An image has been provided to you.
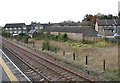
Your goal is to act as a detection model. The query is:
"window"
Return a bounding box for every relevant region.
[23,27,26,30]
[9,31,12,34]
[14,27,17,30]
[14,31,17,33]
[5,28,8,30]
[113,29,116,32]
[18,31,21,34]
[99,26,102,28]
[18,27,21,30]
[10,28,12,30]
[110,30,113,32]
[99,28,101,32]
[35,27,38,29]
[114,26,116,28]
[117,26,120,28]
[40,27,43,29]
[23,31,26,33]
[104,29,110,32]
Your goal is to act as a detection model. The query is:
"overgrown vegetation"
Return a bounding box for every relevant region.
[2,31,11,38]
[35,29,68,42]
[34,30,118,48]
[42,41,59,52]
[15,33,29,43]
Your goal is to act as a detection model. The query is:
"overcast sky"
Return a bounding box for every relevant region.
[0,0,119,26]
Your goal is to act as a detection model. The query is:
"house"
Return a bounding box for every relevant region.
[3,23,29,36]
[44,26,97,41]
[95,19,120,36]
[30,23,43,32]
[28,29,38,38]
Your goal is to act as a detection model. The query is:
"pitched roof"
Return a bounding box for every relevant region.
[28,29,37,34]
[44,26,97,37]
[4,23,26,28]
[96,19,120,26]
[96,19,108,26]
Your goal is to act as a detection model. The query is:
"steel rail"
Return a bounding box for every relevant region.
[2,38,95,82]
[2,44,51,82]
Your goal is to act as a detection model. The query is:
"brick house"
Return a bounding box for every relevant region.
[3,23,29,36]
[95,19,120,36]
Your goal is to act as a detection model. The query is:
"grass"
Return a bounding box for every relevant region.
[64,39,117,48]
[10,37,119,81]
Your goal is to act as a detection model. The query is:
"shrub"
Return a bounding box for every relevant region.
[59,33,68,42]
[42,41,59,52]
[82,40,94,44]
[2,31,11,38]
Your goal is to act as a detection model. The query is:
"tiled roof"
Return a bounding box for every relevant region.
[96,19,120,26]
[96,19,108,26]
[4,23,26,28]
[28,29,37,34]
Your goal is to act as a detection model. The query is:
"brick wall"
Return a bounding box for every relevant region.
[50,32,83,41]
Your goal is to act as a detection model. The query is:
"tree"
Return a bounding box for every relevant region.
[23,36,29,43]
[118,12,120,18]
[96,13,104,17]
[108,14,113,19]
[2,31,11,38]
[103,15,108,19]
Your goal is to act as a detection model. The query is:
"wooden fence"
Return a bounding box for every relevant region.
[83,37,104,42]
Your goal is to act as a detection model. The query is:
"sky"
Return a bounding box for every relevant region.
[0,0,120,26]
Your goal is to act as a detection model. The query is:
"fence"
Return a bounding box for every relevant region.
[83,37,104,42]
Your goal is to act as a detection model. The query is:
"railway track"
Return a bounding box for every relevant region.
[2,44,51,82]
[2,37,95,82]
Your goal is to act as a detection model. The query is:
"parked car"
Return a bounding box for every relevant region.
[97,34,103,38]
[114,33,120,39]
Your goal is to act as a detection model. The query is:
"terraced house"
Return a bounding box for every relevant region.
[95,19,120,36]
[3,23,29,36]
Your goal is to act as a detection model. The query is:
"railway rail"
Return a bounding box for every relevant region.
[2,45,51,82]
[2,37,95,82]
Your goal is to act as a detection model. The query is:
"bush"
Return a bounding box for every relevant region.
[82,40,94,44]
[2,31,11,38]
[59,33,68,42]
[95,41,110,48]
[42,41,59,52]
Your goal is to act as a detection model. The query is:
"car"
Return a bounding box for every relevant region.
[97,34,103,38]
[114,33,120,39]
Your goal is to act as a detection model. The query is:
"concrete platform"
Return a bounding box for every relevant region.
[0,55,18,82]
[0,49,31,82]
[0,64,10,82]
